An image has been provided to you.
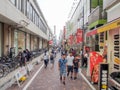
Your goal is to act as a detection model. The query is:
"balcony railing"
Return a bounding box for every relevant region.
[103,0,119,10]
[88,6,101,25]
[88,6,107,29]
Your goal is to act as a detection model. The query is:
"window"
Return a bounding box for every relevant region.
[27,0,30,18]
[18,0,22,11]
[29,4,33,21]
[21,0,25,13]
[15,0,18,8]
[32,9,35,23]
[25,0,27,16]
[9,0,16,5]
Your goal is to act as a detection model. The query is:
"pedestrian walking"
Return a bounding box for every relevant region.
[50,52,54,69]
[26,49,31,62]
[83,52,88,67]
[73,55,80,80]
[58,52,67,85]
[43,51,49,68]
[66,52,74,79]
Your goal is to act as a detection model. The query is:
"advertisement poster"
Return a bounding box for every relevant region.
[90,51,103,83]
[99,63,109,90]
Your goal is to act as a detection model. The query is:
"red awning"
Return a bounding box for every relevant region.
[86,29,97,37]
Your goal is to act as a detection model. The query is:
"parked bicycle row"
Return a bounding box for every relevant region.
[0,48,47,79]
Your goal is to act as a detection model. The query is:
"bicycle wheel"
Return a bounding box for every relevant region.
[0,67,4,78]
[2,65,10,76]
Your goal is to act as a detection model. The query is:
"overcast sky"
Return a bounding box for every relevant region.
[37,0,74,39]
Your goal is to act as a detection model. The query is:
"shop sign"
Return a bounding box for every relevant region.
[86,29,97,37]
[114,57,120,64]
[99,63,109,90]
[76,28,83,43]
[98,19,120,33]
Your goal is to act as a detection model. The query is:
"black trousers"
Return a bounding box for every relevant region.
[82,57,87,67]
[44,59,48,68]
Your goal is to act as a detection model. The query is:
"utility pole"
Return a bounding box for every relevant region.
[82,6,84,54]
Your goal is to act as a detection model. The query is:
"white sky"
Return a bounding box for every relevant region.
[37,0,74,39]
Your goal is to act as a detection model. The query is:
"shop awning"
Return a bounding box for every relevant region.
[97,18,120,33]
[86,29,97,37]
[88,19,107,29]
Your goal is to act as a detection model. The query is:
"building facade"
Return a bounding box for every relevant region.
[66,0,120,74]
[0,0,50,56]
[66,0,90,51]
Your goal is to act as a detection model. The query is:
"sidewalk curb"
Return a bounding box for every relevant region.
[79,69,96,90]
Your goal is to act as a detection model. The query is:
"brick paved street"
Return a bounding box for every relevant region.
[7,53,92,90]
[25,53,92,90]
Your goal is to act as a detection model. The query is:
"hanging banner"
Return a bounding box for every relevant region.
[49,40,53,45]
[99,63,109,90]
[69,35,74,45]
[76,28,83,43]
[90,51,103,83]
[63,26,66,39]
[86,29,97,37]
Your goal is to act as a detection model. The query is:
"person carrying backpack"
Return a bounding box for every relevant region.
[58,52,67,85]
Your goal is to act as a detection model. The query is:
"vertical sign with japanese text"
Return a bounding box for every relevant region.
[99,63,109,90]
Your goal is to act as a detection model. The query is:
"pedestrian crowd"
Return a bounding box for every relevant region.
[17,49,32,67]
[43,47,89,85]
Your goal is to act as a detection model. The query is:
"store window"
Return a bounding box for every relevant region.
[34,37,39,50]
[14,30,18,55]
[18,31,25,51]
[26,34,30,50]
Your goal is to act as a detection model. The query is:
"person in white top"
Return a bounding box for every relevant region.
[66,52,74,79]
[43,51,49,68]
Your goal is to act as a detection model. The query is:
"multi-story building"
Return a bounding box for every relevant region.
[86,0,107,51]
[85,0,120,74]
[98,0,120,73]
[66,0,90,50]
[0,0,50,56]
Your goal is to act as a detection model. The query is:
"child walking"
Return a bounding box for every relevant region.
[58,53,67,85]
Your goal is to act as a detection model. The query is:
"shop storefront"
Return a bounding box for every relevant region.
[14,30,26,55]
[30,35,39,51]
[0,23,3,57]
[26,33,30,50]
[39,38,42,49]
[86,29,99,51]
[33,37,39,50]
[97,18,120,89]
[98,18,120,72]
